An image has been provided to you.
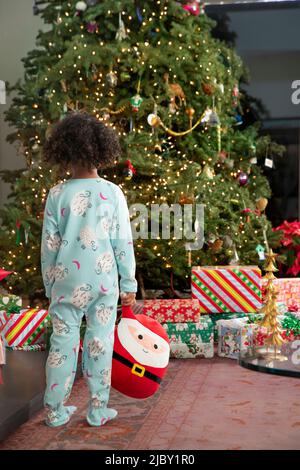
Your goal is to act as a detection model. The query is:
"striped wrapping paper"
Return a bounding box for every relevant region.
[191,266,262,314]
[0,311,9,330]
[1,308,50,347]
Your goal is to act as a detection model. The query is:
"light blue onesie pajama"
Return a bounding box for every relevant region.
[41,178,137,427]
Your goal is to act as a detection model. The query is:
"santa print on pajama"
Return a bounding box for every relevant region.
[41,178,137,427]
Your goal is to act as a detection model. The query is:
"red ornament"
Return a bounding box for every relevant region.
[202,83,215,95]
[111,306,170,399]
[232,84,239,97]
[183,2,201,16]
[123,159,136,180]
[241,208,252,214]
[232,84,240,107]
[241,208,252,223]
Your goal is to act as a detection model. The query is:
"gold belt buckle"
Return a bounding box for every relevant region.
[131,363,145,377]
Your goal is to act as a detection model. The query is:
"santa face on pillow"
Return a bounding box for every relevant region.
[111,306,170,399]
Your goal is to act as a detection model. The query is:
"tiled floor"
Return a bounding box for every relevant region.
[1,356,300,450]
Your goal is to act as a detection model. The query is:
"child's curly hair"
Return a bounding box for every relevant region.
[43,112,121,169]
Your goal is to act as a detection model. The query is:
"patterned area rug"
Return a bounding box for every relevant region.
[1,357,300,450]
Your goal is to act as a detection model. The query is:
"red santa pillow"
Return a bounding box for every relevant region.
[111,305,170,399]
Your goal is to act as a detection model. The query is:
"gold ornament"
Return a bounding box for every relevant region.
[256,197,268,213]
[210,239,223,252]
[147,113,160,128]
[179,193,195,205]
[164,72,186,110]
[185,107,195,128]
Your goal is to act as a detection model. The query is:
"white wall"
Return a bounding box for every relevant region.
[0,0,43,207]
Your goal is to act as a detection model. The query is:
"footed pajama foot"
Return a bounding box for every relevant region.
[45,405,77,428]
[87,408,118,427]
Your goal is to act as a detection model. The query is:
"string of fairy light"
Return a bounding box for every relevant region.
[3,0,266,288]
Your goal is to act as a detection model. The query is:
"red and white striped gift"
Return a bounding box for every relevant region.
[1,308,50,347]
[192,266,262,313]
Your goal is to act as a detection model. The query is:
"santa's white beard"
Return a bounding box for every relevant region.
[117,318,169,368]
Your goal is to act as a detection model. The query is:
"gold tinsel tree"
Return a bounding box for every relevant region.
[260,250,285,348]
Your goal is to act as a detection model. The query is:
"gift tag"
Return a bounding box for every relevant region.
[264,157,273,168]
[250,156,257,164]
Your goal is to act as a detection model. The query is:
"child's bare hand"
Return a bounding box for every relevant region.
[121,292,136,306]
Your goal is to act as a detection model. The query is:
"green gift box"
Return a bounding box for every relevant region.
[162,315,214,359]
[0,294,22,312]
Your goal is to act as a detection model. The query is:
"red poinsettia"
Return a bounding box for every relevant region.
[273,220,300,276]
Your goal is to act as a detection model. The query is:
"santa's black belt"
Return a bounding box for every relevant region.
[113,351,162,384]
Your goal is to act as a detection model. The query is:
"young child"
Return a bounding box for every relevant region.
[41,113,137,427]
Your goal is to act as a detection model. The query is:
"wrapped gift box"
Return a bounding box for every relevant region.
[217,316,295,359]
[0,294,22,312]
[192,266,262,314]
[0,308,50,347]
[162,315,214,358]
[217,318,250,359]
[262,278,300,312]
[210,312,255,342]
[0,311,9,330]
[143,299,200,323]
[211,305,287,343]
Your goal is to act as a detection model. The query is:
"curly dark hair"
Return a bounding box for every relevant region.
[43,112,121,169]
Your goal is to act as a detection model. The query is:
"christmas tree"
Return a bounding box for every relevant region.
[0,0,283,303]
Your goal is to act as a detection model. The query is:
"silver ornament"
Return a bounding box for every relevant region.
[106,71,118,87]
[116,12,128,41]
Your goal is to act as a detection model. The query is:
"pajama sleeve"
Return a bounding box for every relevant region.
[41,192,60,299]
[111,187,138,293]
